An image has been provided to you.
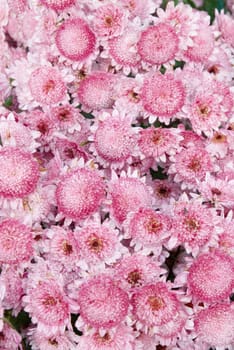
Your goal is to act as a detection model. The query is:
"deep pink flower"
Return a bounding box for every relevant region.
[40,0,75,11]
[0,147,39,198]
[55,18,96,61]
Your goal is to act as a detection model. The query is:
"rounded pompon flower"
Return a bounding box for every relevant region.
[56,168,106,221]
[55,18,96,62]
[109,176,152,224]
[40,0,75,11]
[24,280,70,335]
[77,275,129,329]
[188,250,234,303]
[0,218,33,264]
[194,303,234,347]
[137,23,179,65]
[29,66,66,106]
[131,282,181,328]
[77,325,135,350]
[77,72,116,111]
[141,72,185,123]
[0,147,39,198]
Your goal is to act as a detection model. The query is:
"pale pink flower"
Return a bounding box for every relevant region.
[48,104,85,134]
[0,218,33,264]
[74,216,124,268]
[141,72,185,124]
[217,212,234,257]
[131,282,181,328]
[138,127,182,162]
[29,66,66,106]
[137,23,179,65]
[108,27,141,71]
[188,250,234,303]
[77,72,116,111]
[55,18,96,61]
[109,176,152,224]
[149,179,181,207]
[119,0,157,21]
[125,207,171,253]
[77,325,135,350]
[40,0,76,11]
[0,147,39,198]
[114,254,162,290]
[93,4,127,38]
[77,275,129,329]
[215,10,234,47]
[90,112,138,168]
[24,280,70,335]
[169,146,213,189]
[194,303,234,347]
[0,323,22,350]
[56,167,105,221]
[29,328,79,350]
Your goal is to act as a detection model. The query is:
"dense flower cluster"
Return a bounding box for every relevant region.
[0,0,234,349]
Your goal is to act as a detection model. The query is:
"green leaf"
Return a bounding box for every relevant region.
[3,96,13,109]
[150,166,168,180]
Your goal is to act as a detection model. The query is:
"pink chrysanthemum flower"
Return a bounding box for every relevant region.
[77,325,135,350]
[74,216,124,268]
[108,27,141,71]
[131,282,181,328]
[170,198,215,253]
[49,104,85,134]
[149,179,180,208]
[56,168,105,221]
[24,280,70,335]
[215,10,234,47]
[188,250,234,303]
[169,146,213,189]
[0,323,22,350]
[29,66,66,106]
[137,23,179,65]
[90,112,137,168]
[120,0,157,21]
[77,72,116,111]
[114,254,162,290]
[138,127,182,162]
[29,328,79,350]
[125,207,171,253]
[0,147,39,198]
[77,275,129,329]
[109,176,152,224]
[217,212,234,257]
[0,218,33,264]
[46,226,80,269]
[55,18,96,61]
[93,4,127,38]
[40,0,75,11]
[141,72,185,124]
[194,303,234,347]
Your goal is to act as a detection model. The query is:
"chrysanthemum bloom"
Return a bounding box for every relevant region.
[109,177,152,224]
[56,168,105,220]
[74,219,123,267]
[114,254,162,290]
[108,28,141,69]
[215,11,234,47]
[125,207,171,252]
[169,146,213,188]
[92,114,137,167]
[0,147,39,198]
[24,280,70,335]
[137,23,179,65]
[29,66,66,106]
[0,323,22,350]
[171,199,214,252]
[141,72,185,123]
[194,303,234,347]
[138,127,182,162]
[77,72,115,111]
[46,226,80,268]
[55,18,96,61]
[49,104,84,133]
[93,4,127,38]
[0,265,24,312]
[29,328,79,350]
[77,275,129,329]
[131,282,181,328]
[40,0,75,11]
[188,250,234,303]
[0,218,33,264]
[77,325,135,350]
